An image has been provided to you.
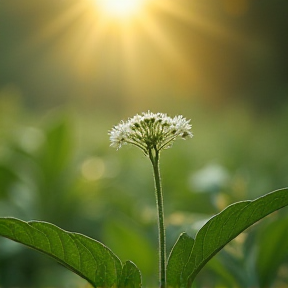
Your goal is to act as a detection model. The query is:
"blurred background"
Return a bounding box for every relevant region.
[1,0,288,287]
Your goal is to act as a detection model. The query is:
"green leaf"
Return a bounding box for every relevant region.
[167,233,194,288]
[0,217,122,288]
[119,261,142,288]
[167,188,288,288]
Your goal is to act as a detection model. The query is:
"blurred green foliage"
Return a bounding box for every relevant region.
[0,94,288,287]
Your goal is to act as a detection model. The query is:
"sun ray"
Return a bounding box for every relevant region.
[137,14,188,71]
[152,0,253,49]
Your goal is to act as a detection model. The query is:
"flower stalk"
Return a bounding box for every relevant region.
[109,111,193,288]
[149,148,166,287]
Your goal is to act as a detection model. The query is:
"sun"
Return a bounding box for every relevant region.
[95,0,145,19]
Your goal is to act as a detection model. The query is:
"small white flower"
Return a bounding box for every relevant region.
[109,111,193,154]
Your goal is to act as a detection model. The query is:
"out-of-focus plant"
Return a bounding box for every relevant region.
[0,111,288,288]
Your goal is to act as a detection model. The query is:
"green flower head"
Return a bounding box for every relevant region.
[109,111,193,155]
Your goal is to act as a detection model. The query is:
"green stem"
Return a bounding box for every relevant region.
[149,148,166,288]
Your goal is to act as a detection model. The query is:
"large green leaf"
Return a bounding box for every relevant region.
[167,188,288,288]
[0,218,122,287]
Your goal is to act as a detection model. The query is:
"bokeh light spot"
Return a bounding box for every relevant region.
[81,157,105,181]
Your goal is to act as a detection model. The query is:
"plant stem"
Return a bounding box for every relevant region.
[149,149,166,288]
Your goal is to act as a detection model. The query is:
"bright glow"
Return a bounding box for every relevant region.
[96,0,144,19]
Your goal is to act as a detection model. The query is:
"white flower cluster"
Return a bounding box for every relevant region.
[109,111,193,154]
